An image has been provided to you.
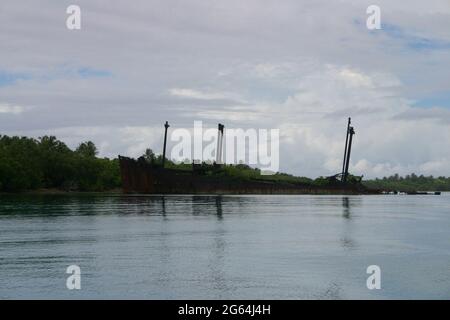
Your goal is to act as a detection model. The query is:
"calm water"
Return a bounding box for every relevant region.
[0,194,449,299]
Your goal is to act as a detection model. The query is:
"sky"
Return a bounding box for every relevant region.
[0,0,449,178]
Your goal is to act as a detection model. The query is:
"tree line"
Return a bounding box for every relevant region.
[1,134,449,192]
[362,173,450,192]
[0,135,120,192]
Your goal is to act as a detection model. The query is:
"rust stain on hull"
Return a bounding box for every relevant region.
[119,156,372,195]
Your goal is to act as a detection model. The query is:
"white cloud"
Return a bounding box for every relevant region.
[254,63,294,79]
[169,88,239,100]
[169,88,226,100]
[0,103,25,114]
[338,68,373,88]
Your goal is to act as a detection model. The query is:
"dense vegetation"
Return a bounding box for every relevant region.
[1,135,448,192]
[363,174,450,192]
[0,135,120,192]
[141,148,321,185]
[0,135,334,192]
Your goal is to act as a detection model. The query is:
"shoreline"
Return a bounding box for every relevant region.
[2,188,377,196]
[1,189,446,196]
[0,189,122,196]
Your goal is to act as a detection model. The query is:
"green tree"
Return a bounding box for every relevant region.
[0,135,121,192]
[76,141,98,158]
[143,148,156,163]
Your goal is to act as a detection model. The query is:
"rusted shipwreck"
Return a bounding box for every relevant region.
[118,156,368,194]
[118,119,371,195]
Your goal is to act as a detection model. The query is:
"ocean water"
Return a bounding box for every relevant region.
[0,193,449,299]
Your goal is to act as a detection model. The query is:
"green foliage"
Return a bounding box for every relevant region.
[76,141,98,158]
[222,163,261,180]
[363,174,450,191]
[143,148,155,163]
[254,171,313,185]
[0,135,120,192]
[312,176,329,187]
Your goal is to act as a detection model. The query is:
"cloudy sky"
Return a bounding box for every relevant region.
[1,0,449,178]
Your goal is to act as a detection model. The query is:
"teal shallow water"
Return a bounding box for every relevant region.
[0,194,449,299]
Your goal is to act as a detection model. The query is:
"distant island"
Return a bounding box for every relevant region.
[0,135,449,193]
[363,174,450,193]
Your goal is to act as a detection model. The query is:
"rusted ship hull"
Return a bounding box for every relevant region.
[118,156,371,195]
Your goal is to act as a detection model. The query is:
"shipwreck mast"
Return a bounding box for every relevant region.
[162,121,170,168]
[341,117,351,179]
[341,118,355,183]
[216,123,224,164]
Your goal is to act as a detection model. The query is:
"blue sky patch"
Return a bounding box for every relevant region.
[0,70,30,87]
[414,91,450,108]
[0,67,112,87]
[382,23,450,51]
[77,67,112,78]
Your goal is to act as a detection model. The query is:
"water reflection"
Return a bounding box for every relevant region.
[340,196,356,250]
[342,197,351,219]
[161,196,167,219]
[209,224,228,295]
[189,195,225,221]
[215,196,223,220]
